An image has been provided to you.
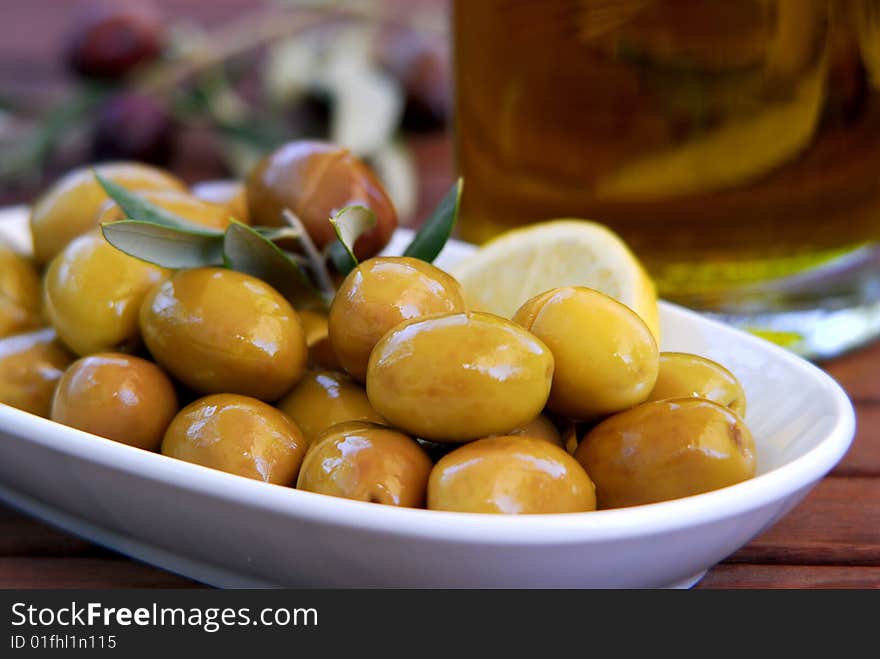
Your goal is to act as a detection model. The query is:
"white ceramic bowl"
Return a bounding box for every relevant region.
[0,207,855,588]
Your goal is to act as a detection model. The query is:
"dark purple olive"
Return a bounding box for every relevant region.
[287,90,332,139]
[66,2,164,80]
[91,93,174,165]
[376,28,450,131]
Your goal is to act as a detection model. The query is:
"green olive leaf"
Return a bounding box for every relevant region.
[223,221,326,308]
[327,240,357,275]
[403,178,463,263]
[94,172,221,234]
[328,205,377,269]
[101,221,226,268]
[254,226,303,241]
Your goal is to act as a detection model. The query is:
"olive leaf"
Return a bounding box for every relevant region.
[101,221,225,269]
[327,240,357,275]
[255,226,303,242]
[328,205,377,269]
[403,178,463,263]
[223,221,327,308]
[94,172,221,234]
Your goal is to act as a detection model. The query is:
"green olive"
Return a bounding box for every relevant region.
[44,230,168,356]
[96,189,235,230]
[276,370,385,446]
[329,256,467,382]
[513,286,659,419]
[298,309,342,371]
[246,140,397,258]
[575,398,757,509]
[0,328,75,417]
[162,394,306,484]
[427,436,596,513]
[190,179,250,225]
[366,311,554,442]
[497,414,564,448]
[297,421,432,506]
[0,245,42,339]
[647,352,746,416]
[140,267,308,401]
[30,162,185,264]
[51,353,178,450]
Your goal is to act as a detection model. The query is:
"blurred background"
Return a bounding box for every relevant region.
[0,0,453,224]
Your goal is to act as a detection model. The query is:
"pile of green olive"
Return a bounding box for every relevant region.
[0,140,756,514]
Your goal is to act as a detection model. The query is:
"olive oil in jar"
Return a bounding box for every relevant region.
[453,0,880,357]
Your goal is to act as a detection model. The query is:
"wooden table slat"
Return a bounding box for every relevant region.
[728,477,880,566]
[832,403,880,477]
[696,564,880,589]
[0,558,198,589]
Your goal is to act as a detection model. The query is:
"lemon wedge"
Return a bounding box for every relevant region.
[450,220,660,342]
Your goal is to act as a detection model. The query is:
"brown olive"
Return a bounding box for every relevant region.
[297,421,431,507]
[328,256,466,382]
[0,245,42,339]
[51,353,178,451]
[513,286,659,419]
[30,162,185,265]
[366,312,554,442]
[190,180,250,225]
[246,140,397,259]
[139,267,308,401]
[97,189,234,230]
[162,394,306,484]
[575,398,757,509]
[0,328,75,417]
[44,230,169,356]
[427,436,596,514]
[276,370,385,446]
[647,352,747,417]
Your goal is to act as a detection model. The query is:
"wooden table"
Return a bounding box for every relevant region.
[1,0,879,590]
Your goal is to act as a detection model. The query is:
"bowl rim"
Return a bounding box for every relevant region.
[0,300,855,545]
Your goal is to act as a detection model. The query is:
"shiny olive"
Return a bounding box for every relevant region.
[190,180,250,225]
[44,230,168,356]
[575,398,757,509]
[51,353,178,451]
[297,309,341,371]
[97,189,233,230]
[513,287,659,420]
[0,245,42,339]
[297,421,431,507]
[367,312,554,442]
[503,414,564,448]
[30,162,185,264]
[277,370,385,446]
[0,328,75,417]
[427,436,596,514]
[647,352,747,417]
[246,140,397,258]
[162,394,306,484]
[328,256,466,382]
[139,267,308,401]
